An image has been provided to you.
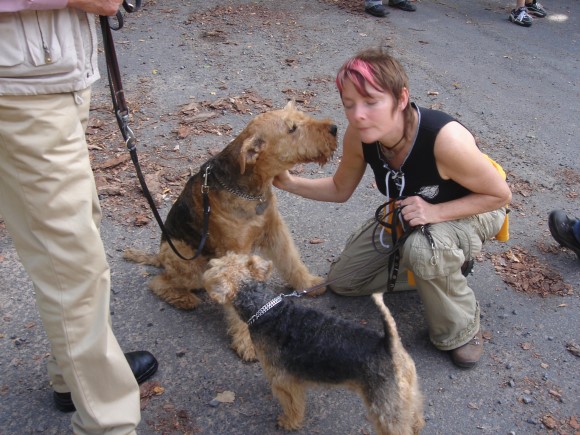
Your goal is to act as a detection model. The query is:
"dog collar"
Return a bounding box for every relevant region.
[246,290,305,326]
[211,171,266,202]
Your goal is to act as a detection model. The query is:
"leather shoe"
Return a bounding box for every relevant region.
[450,330,483,369]
[365,4,390,17]
[388,0,417,11]
[548,210,580,259]
[54,351,158,413]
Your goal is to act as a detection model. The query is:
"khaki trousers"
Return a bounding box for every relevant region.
[0,90,140,434]
[328,208,506,351]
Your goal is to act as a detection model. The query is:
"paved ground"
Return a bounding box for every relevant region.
[1,0,578,434]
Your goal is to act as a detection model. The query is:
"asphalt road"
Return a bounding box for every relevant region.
[1,0,578,434]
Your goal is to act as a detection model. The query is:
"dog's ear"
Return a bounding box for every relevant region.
[202,270,231,304]
[239,135,265,175]
[284,99,296,111]
[247,255,273,282]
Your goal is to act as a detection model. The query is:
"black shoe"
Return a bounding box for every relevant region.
[53,351,158,413]
[365,4,390,17]
[53,391,77,413]
[388,0,417,11]
[548,210,580,259]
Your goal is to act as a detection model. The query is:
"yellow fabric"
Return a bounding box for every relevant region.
[483,154,510,242]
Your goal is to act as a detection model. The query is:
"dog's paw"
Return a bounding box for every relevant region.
[233,343,258,362]
[152,288,202,310]
[277,414,303,431]
[302,275,327,297]
[171,297,202,310]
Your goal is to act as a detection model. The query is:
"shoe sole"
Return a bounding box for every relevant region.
[365,10,389,17]
[509,16,532,26]
[452,359,478,369]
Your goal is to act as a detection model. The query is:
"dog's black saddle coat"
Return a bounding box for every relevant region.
[234,282,395,385]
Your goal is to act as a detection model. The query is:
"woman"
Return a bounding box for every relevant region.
[274,47,512,368]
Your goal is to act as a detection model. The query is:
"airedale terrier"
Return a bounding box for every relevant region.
[124,101,337,348]
[202,252,425,434]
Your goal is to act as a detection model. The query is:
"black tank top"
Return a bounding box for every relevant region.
[362,104,471,204]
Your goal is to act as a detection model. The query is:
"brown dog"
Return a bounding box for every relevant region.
[202,252,425,434]
[125,101,337,355]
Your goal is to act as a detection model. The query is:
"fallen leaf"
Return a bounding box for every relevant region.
[521,342,532,350]
[309,238,324,244]
[541,414,557,429]
[215,390,235,403]
[566,342,580,357]
[93,154,131,170]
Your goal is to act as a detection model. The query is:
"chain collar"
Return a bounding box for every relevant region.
[246,291,304,326]
[212,171,266,202]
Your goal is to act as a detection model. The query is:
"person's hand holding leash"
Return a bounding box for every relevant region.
[396,195,438,227]
[67,0,122,16]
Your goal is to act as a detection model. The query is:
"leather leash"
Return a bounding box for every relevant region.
[99,4,209,261]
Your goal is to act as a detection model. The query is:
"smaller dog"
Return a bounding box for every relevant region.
[202,252,425,434]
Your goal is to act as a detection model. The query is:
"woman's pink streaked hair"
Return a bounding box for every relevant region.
[335,58,383,97]
[336,47,414,139]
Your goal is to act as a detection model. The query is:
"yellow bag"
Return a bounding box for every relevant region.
[483,154,510,242]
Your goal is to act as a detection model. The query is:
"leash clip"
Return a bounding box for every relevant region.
[283,290,306,298]
[201,165,211,194]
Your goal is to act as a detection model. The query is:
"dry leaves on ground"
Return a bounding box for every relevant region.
[489,246,574,297]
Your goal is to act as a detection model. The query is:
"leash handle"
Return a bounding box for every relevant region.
[99,15,208,262]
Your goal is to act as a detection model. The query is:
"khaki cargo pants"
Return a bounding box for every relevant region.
[327,208,506,351]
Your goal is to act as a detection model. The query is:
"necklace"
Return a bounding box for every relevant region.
[378,132,405,150]
[378,134,406,161]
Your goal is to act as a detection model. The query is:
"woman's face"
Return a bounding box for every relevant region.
[340,78,405,145]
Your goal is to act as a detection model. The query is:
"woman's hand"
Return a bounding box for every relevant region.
[67,0,122,16]
[397,196,435,227]
[273,170,292,191]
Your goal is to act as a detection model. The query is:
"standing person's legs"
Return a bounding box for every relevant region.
[0,90,140,434]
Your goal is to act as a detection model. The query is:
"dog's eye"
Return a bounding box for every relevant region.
[288,124,297,133]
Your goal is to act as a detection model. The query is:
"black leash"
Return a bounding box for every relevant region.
[373,198,418,293]
[99,3,209,261]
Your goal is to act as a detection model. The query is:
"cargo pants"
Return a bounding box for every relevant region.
[327,208,507,351]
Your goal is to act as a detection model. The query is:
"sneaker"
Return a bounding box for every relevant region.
[450,330,483,369]
[548,210,580,259]
[526,0,547,17]
[509,7,533,26]
[388,0,417,11]
[365,4,390,17]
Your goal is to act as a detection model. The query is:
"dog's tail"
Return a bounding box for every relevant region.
[123,248,162,267]
[371,292,405,358]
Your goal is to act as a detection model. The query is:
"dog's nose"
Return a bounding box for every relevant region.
[329,124,338,137]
